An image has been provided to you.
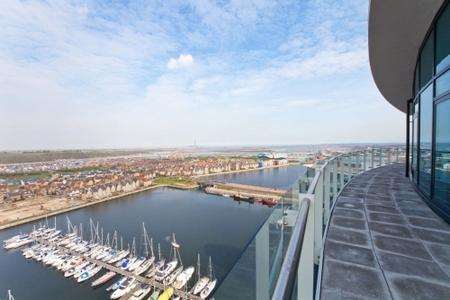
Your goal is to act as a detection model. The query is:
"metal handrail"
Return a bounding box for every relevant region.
[271,147,405,300]
[271,198,310,300]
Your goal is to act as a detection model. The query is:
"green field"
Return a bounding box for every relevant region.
[153,176,197,187]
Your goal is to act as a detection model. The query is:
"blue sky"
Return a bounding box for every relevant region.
[0,0,404,150]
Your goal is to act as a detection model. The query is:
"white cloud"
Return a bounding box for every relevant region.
[0,0,404,149]
[167,54,194,70]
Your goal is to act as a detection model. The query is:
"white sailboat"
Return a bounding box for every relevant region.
[110,277,136,299]
[173,266,195,289]
[200,257,217,299]
[191,253,210,295]
[154,233,182,281]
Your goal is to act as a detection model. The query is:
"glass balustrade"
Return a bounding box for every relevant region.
[214,147,405,300]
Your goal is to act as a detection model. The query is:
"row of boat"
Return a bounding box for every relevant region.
[3,220,217,299]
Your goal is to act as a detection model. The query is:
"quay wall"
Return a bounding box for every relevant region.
[0,183,197,231]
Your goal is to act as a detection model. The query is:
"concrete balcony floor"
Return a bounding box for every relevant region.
[320,164,450,299]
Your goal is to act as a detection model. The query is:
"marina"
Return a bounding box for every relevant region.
[4,219,214,299]
[0,165,305,299]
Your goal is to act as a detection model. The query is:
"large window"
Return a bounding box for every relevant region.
[436,4,450,73]
[409,2,450,221]
[434,99,450,217]
[412,101,419,182]
[436,70,450,96]
[419,86,433,195]
[420,31,434,88]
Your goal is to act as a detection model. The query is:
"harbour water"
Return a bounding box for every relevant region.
[201,164,306,189]
[0,165,305,299]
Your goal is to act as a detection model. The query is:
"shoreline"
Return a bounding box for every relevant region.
[192,162,301,178]
[0,183,197,231]
[0,163,301,231]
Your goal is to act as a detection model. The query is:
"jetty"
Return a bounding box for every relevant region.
[3,219,212,300]
[198,180,286,204]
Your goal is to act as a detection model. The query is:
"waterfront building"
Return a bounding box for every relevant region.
[214,2,450,299]
[369,0,450,222]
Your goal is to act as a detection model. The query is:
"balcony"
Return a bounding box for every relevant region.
[320,164,450,299]
[213,148,450,299]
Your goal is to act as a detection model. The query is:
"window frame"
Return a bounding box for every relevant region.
[410,1,450,222]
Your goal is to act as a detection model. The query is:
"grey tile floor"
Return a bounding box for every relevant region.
[320,164,450,300]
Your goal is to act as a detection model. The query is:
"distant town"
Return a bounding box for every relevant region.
[0,144,399,228]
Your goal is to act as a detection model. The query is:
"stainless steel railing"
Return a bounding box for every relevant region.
[273,147,405,300]
[214,147,405,300]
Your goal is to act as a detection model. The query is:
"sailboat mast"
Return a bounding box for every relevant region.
[142,223,149,257]
[131,237,136,257]
[196,253,201,280]
[113,231,118,251]
[208,256,213,279]
[158,243,162,260]
[150,238,155,258]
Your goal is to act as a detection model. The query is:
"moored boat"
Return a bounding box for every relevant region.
[173,266,194,290]
[163,266,183,286]
[110,278,136,299]
[91,271,116,288]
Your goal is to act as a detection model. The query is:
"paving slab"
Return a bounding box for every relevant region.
[320,164,450,300]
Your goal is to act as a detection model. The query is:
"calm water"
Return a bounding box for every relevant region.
[0,165,305,299]
[203,164,306,189]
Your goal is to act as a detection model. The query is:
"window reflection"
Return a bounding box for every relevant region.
[420,31,434,88]
[412,101,419,182]
[419,85,433,195]
[436,3,450,73]
[436,70,450,96]
[434,99,450,216]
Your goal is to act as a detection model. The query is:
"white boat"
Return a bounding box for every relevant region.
[110,278,136,299]
[106,276,127,292]
[77,265,102,283]
[102,250,117,262]
[154,260,178,281]
[95,247,111,260]
[128,257,145,271]
[128,283,151,300]
[133,257,154,275]
[43,251,60,265]
[61,257,83,272]
[163,266,183,286]
[64,268,77,278]
[118,256,137,270]
[65,261,89,277]
[3,233,28,245]
[72,241,88,252]
[146,259,165,278]
[23,249,35,259]
[200,279,217,299]
[91,271,116,288]
[191,277,210,295]
[109,249,129,264]
[87,245,103,257]
[46,230,61,239]
[74,263,95,279]
[4,238,33,249]
[173,266,195,289]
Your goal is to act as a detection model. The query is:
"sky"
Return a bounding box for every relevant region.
[0,0,405,150]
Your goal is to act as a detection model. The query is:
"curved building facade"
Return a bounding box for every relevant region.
[369,1,450,221]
